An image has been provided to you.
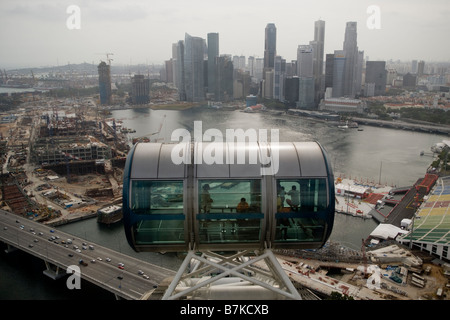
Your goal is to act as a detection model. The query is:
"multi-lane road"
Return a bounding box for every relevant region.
[0,210,176,299]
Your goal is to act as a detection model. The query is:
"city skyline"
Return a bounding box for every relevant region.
[0,0,449,69]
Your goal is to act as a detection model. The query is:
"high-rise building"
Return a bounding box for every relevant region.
[284,77,299,106]
[297,45,313,77]
[175,40,186,101]
[98,61,112,105]
[332,50,346,98]
[365,61,387,96]
[207,33,219,99]
[297,45,314,108]
[273,55,285,101]
[184,33,205,102]
[325,53,334,89]
[264,23,277,70]
[411,60,418,74]
[343,22,359,97]
[312,20,325,102]
[215,54,234,101]
[131,74,150,104]
[418,60,425,77]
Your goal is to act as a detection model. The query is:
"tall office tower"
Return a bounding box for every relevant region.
[365,61,387,96]
[171,43,178,87]
[215,54,234,101]
[297,45,313,77]
[325,53,334,89]
[312,20,325,102]
[176,40,186,101]
[184,33,205,102]
[263,69,274,99]
[284,77,299,106]
[165,59,174,83]
[418,60,425,77]
[131,74,150,104]
[332,50,346,98]
[342,21,358,97]
[207,33,219,99]
[97,61,112,105]
[297,45,314,108]
[355,50,364,96]
[411,60,418,74]
[264,23,277,70]
[254,58,264,81]
[273,55,285,101]
[247,56,255,76]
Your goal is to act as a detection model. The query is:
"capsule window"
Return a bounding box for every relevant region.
[131,180,184,214]
[197,180,263,244]
[275,178,328,243]
[130,180,185,246]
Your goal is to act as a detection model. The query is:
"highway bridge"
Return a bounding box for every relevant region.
[0,209,176,300]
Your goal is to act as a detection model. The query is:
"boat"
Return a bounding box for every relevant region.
[97,204,123,225]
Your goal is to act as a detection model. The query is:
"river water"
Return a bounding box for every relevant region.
[0,106,445,299]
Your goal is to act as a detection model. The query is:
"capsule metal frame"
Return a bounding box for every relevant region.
[123,141,335,252]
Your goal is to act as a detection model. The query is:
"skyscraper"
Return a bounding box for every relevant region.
[365,61,387,96]
[332,50,346,98]
[297,45,314,109]
[184,33,205,102]
[207,33,219,99]
[176,40,186,101]
[312,20,325,102]
[131,74,150,104]
[343,22,358,97]
[97,61,112,105]
[264,23,277,70]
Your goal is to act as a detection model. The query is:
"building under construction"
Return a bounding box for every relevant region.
[131,74,150,105]
[98,61,112,105]
[31,135,111,165]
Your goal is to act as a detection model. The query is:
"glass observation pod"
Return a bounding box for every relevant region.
[123,141,335,252]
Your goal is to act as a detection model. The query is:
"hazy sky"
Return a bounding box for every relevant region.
[1,0,449,69]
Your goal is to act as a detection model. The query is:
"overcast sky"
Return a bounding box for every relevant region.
[1,0,449,69]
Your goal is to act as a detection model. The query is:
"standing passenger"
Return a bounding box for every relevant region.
[286,185,300,210]
[201,184,213,213]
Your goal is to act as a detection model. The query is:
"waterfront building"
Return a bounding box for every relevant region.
[297,77,315,109]
[365,61,387,96]
[97,61,112,105]
[262,69,274,99]
[284,77,299,107]
[254,58,264,82]
[273,55,285,101]
[319,97,365,114]
[247,56,255,77]
[184,33,206,102]
[215,54,234,101]
[131,74,150,105]
[207,33,219,100]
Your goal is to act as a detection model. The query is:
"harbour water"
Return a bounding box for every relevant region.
[0,106,445,299]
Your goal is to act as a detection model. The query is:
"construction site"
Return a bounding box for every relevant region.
[0,95,128,225]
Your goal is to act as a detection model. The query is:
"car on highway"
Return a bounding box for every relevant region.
[106,258,111,262]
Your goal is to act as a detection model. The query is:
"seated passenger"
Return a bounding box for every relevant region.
[236,197,249,212]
